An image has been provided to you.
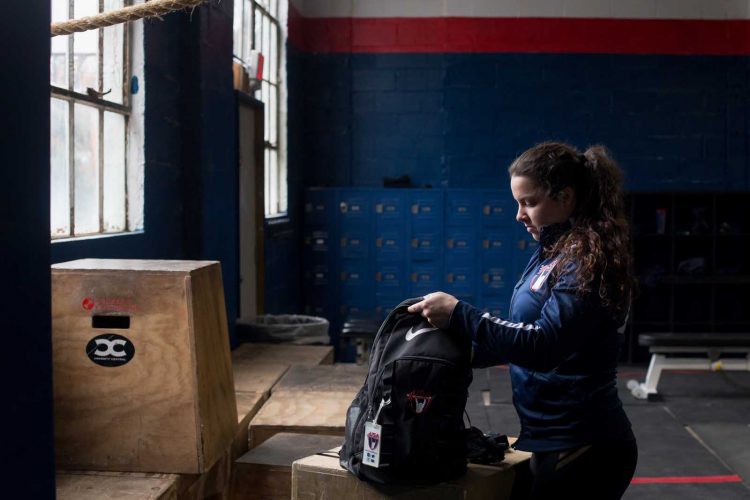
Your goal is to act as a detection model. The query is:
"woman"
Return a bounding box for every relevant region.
[408,142,638,499]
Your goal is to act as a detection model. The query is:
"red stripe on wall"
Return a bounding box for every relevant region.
[289,6,750,55]
[632,475,743,484]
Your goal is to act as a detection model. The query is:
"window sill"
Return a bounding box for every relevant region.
[265,214,292,238]
[266,214,290,225]
[51,230,145,244]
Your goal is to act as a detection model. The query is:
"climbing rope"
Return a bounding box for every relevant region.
[51,0,208,37]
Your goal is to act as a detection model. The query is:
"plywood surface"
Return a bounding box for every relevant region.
[248,391,355,448]
[231,433,343,500]
[176,448,233,500]
[52,261,236,474]
[232,343,334,366]
[188,266,238,471]
[53,271,199,472]
[56,471,178,500]
[233,361,289,395]
[292,445,531,500]
[233,391,269,459]
[236,391,268,425]
[298,446,527,475]
[52,259,216,273]
[238,433,344,468]
[272,364,367,394]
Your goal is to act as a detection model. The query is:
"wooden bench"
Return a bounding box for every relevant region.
[627,333,750,399]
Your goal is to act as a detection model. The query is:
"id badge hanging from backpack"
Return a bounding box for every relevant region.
[363,398,389,468]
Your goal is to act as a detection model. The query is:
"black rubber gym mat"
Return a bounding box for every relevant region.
[484,403,521,438]
[667,397,750,424]
[624,481,750,500]
[642,371,750,399]
[628,405,731,476]
[625,405,750,498]
[486,365,514,404]
[690,423,750,489]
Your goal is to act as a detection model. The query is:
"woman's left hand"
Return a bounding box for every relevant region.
[407,292,459,330]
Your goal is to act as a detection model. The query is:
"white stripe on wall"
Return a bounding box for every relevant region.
[291,0,750,20]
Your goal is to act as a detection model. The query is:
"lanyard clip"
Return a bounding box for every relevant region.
[373,397,390,424]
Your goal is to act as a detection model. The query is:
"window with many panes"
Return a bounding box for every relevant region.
[233,0,287,217]
[50,0,144,239]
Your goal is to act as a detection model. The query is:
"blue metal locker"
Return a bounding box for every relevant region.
[409,262,443,297]
[446,189,480,227]
[481,190,515,227]
[340,230,370,260]
[304,187,338,227]
[445,227,478,262]
[339,188,372,230]
[374,228,408,262]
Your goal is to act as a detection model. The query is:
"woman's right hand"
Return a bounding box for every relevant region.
[407,292,459,330]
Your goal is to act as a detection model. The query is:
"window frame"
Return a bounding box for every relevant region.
[234,0,286,218]
[50,0,134,239]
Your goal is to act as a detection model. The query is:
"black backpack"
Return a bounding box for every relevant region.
[339,297,473,484]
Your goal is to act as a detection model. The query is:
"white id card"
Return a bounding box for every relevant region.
[362,421,382,468]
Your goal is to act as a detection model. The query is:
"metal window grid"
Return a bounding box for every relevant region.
[50,0,132,238]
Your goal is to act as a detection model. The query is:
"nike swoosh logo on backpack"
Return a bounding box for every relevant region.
[405,326,438,341]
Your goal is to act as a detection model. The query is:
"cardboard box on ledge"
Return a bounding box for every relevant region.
[52,259,237,474]
[291,445,532,500]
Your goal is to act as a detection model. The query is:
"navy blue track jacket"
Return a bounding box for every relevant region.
[448,222,632,452]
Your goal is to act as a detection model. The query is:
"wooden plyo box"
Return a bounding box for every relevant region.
[230,432,343,500]
[56,471,178,500]
[292,446,532,500]
[271,364,367,394]
[232,343,334,366]
[52,259,237,474]
[231,359,289,459]
[232,359,289,396]
[248,390,355,449]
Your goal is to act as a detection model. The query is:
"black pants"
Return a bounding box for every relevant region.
[527,436,638,500]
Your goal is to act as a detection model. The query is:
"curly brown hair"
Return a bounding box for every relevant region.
[508,142,634,320]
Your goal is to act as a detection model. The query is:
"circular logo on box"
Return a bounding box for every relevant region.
[86,334,135,367]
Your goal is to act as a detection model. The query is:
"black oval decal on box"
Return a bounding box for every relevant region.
[86,334,135,367]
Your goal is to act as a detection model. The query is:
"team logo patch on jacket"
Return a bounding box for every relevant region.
[530,258,560,292]
[407,390,433,414]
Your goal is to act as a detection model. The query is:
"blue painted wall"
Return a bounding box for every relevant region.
[290,51,750,192]
[2,3,55,497]
[5,5,267,489]
[277,47,750,349]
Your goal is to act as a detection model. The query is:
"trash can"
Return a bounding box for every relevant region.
[340,315,381,365]
[236,314,330,345]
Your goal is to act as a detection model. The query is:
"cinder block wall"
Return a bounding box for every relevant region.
[288,0,750,191]
[264,0,750,320]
